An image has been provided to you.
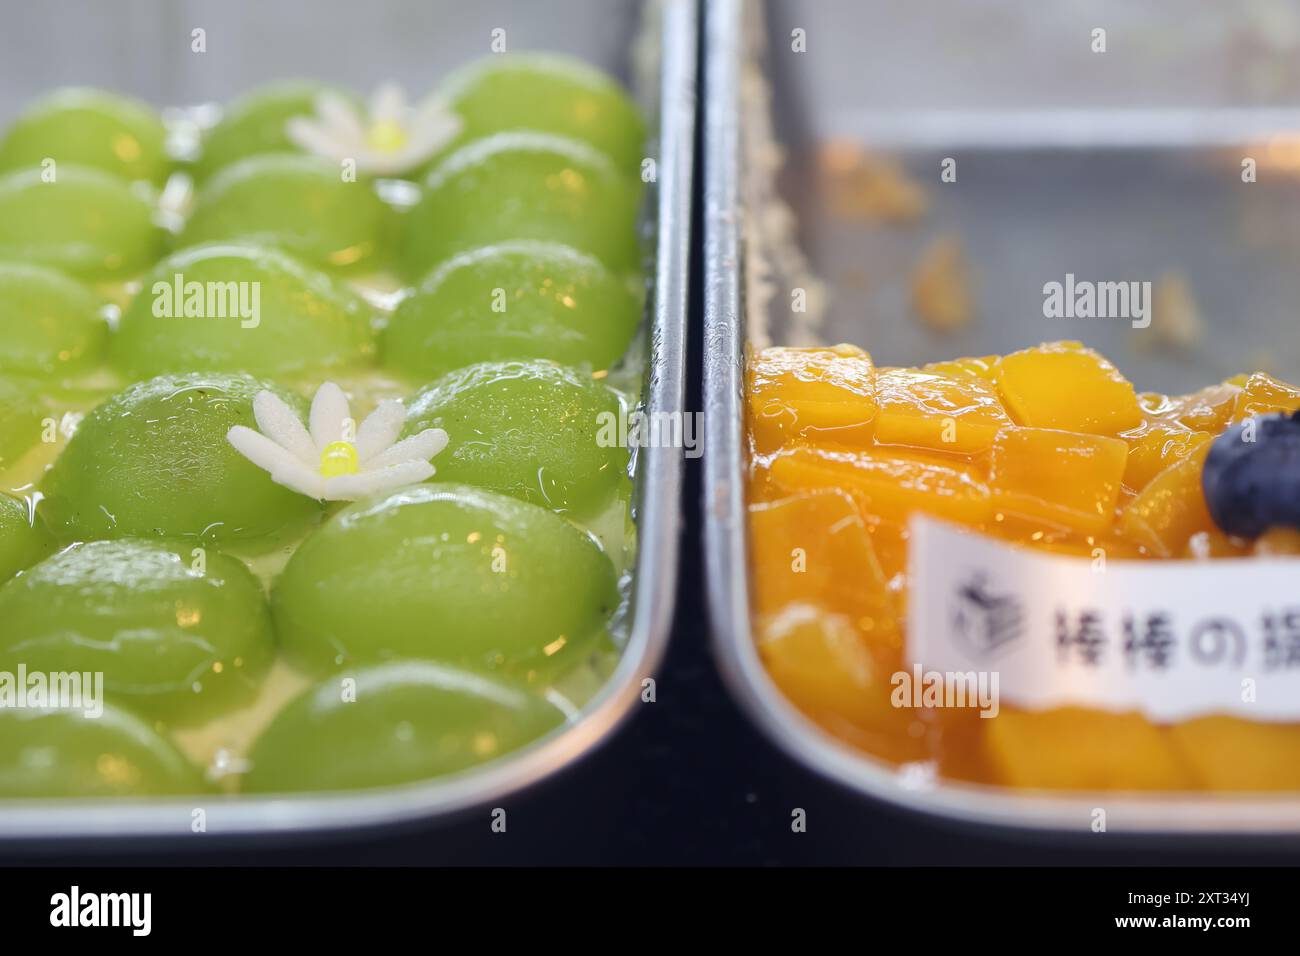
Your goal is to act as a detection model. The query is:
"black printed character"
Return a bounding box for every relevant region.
[1123,612,1176,670]
[1056,608,1106,666]
[951,572,1023,659]
[1262,609,1300,671]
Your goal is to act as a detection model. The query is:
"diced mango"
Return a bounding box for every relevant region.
[1231,371,1300,422]
[1117,444,1213,558]
[758,605,927,763]
[987,426,1128,535]
[873,368,1011,454]
[1173,382,1240,432]
[921,354,1000,382]
[768,445,993,526]
[1253,527,1300,557]
[984,707,1193,790]
[995,341,1143,436]
[749,344,877,452]
[1170,717,1300,790]
[1120,422,1212,491]
[748,488,898,641]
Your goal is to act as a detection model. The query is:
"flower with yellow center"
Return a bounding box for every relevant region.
[285,83,461,176]
[227,382,448,502]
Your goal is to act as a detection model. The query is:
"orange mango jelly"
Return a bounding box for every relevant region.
[746,340,1300,791]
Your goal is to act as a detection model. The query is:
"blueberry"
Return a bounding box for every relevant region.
[1202,411,1300,537]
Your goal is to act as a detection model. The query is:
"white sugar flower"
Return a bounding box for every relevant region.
[285,83,462,176]
[227,383,448,502]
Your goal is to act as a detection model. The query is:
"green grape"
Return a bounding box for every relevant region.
[0,705,207,797]
[180,153,392,274]
[381,241,641,380]
[0,263,108,377]
[439,54,647,176]
[0,165,163,280]
[400,132,642,282]
[0,493,53,585]
[243,661,567,793]
[404,360,629,518]
[0,87,170,185]
[112,243,374,379]
[0,378,43,472]
[0,539,273,726]
[193,81,356,183]
[271,483,618,682]
[41,372,320,543]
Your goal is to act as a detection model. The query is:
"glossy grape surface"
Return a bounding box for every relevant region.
[0,262,107,377]
[243,661,567,793]
[271,483,618,682]
[41,373,320,542]
[0,539,275,726]
[0,493,53,585]
[112,243,374,378]
[0,165,163,280]
[381,240,640,380]
[400,132,642,281]
[0,87,170,185]
[404,359,629,518]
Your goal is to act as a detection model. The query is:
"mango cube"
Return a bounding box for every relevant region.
[995,341,1142,436]
[1120,422,1212,491]
[1231,371,1300,422]
[769,445,993,526]
[988,426,1128,535]
[873,367,1010,454]
[748,344,877,453]
[1117,444,1213,558]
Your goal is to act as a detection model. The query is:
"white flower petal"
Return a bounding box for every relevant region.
[355,400,406,462]
[315,91,366,142]
[253,391,317,465]
[323,460,434,501]
[309,382,352,449]
[370,83,407,124]
[270,460,328,500]
[227,425,304,476]
[366,428,448,469]
[285,116,350,162]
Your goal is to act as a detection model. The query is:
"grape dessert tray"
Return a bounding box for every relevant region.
[703,0,1300,836]
[0,0,695,840]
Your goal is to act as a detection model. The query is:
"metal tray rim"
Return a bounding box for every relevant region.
[701,0,1300,838]
[0,0,697,841]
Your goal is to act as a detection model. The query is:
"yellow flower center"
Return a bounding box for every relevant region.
[320,440,359,478]
[366,119,408,154]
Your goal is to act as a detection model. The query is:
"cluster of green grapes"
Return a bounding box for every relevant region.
[0,55,648,798]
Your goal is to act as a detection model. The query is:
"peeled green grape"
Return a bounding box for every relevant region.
[0,705,207,797]
[0,539,273,725]
[404,360,629,518]
[0,378,43,472]
[0,493,53,585]
[243,661,566,793]
[41,373,320,542]
[180,153,392,273]
[0,165,163,280]
[112,243,374,379]
[0,263,108,377]
[382,241,641,380]
[439,54,647,176]
[193,81,355,183]
[0,87,170,185]
[400,132,642,282]
[272,484,618,682]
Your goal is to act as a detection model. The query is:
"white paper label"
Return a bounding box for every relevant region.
[908,516,1300,722]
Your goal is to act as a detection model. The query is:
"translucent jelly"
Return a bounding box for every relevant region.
[0,263,108,377]
[747,340,1300,791]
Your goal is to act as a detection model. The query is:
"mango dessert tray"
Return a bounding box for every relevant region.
[0,0,695,839]
[704,0,1300,834]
